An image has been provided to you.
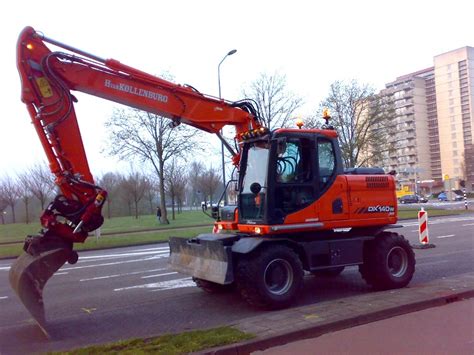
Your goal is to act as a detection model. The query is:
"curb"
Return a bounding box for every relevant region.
[204,288,474,354]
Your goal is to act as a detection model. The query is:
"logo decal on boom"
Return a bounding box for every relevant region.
[104,79,168,103]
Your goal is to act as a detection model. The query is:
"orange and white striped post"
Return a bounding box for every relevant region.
[418,207,429,245]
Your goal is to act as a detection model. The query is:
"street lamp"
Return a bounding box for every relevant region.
[217,49,237,205]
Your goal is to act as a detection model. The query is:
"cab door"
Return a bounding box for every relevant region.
[315,137,349,221]
[269,135,317,224]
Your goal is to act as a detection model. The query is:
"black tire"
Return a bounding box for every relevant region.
[235,244,303,309]
[193,277,233,294]
[359,232,415,290]
[311,266,345,277]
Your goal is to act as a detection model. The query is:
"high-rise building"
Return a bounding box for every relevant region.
[434,46,474,186]
[379,46,474,190]
[380,68,433,187]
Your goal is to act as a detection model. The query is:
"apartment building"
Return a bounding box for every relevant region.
[380,68,433,185]
[434,47,474,186]
[379,46,474,190]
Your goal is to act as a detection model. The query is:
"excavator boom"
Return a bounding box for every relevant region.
[11,26,261,328]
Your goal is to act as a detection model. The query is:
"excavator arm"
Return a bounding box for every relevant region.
[11,26,262,327]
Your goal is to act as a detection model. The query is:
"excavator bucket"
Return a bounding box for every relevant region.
[9,247,70,328]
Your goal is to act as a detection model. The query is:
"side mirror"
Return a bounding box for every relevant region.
[250,182,262,195]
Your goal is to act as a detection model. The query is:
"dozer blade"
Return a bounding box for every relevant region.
[168,234,237,285]
[9,247,70,328]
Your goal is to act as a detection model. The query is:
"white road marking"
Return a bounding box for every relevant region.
[0,266,10,271]
[0,296,8,300]
[62,254,167,271]
[78,249,169,261]
[416,249,473,260]
[54,272,69,276]
[141,272,177,279]
[436,234,455,239]
[417,260,450,266]
[411,230,419,233]
[80,268,167,281]
[114,277,194,292]
[462,223,474,227]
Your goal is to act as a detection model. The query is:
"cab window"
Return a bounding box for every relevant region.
[318,139,336,190]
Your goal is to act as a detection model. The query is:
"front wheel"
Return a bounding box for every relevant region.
[236,244,303,309]
[359,232,415,290]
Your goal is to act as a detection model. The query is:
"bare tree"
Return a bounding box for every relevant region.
[121,170,148,219]
[27,163,55,210]
[316,80,395,168]
[242,72,303,130]
[97,172,122,219]
[165,159,187,220]
[143,173,158,215]
[105,107,201,224]
[0,175,20,223]
[197,166,221,207]
[188,161,205,209]
[17,172,33,224]
[0,182,9,225]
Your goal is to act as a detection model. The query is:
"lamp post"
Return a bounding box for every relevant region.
[218,49,237,205]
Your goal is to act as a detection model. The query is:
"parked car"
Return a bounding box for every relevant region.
[399,194,428,204]
[437,192,463,201]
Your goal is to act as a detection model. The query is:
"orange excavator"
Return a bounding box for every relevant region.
[11,26,415,328]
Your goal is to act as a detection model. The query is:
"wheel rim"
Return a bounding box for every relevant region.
[386,246,408,277]
[264,258,293,295]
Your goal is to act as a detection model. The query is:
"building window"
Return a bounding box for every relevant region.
[449,98,454,106]
[452,133,457,139]
[453,142,457,148]
[453,150,458,157]
[447,64,451,71]
[451,124,456,131]
[450,116,456,123]
[450,107,454,114]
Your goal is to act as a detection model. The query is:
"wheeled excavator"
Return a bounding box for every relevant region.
[11,27,415,328]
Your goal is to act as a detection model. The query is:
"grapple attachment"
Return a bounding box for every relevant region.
[9,236,73,326]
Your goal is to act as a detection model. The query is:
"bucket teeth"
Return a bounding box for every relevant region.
[9,247,70,326]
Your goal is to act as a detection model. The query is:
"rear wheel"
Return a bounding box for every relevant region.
[359,232,415,290]
[236,245,303,309]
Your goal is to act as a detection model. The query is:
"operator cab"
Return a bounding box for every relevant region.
[238,128,343,226]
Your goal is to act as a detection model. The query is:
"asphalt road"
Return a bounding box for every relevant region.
[0,214,473,354]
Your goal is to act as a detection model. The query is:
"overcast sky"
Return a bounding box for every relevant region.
[1,0,473,177]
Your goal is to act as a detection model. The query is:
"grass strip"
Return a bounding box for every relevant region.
[397,208,468,219]
[51,326,254,355]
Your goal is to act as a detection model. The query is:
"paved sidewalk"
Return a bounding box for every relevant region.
[256,298,474,354]
[204,272,474,354]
